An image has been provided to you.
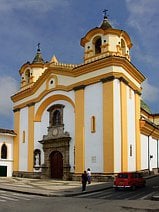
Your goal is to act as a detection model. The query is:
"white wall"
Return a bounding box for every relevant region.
[0,134,14,177]
[84,82,103,172]
[141,134,148,170]
[114,79,121,172]
[34,92,75,172]
[149,137,157,171]
[141,134,158,171]
[127,87,136,171]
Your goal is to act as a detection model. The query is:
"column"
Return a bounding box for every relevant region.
[13,109,20,171]
[74,86,85,173]
[102,77,114,173]
[120,78,128,171]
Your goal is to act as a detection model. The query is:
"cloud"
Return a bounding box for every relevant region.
[0,0,70,13]
[0,76,18,117]
[142,79,159,103]
[125,0,159,67]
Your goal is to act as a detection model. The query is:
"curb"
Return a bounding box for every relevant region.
[0,184,113,197]
[151,195,159,201]
[64,185,113,197]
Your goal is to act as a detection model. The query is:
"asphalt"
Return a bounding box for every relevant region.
[0,175,159,200]
[0,177,113,197]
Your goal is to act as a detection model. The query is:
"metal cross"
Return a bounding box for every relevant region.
[103,9,108,18]
[37,43,40,50]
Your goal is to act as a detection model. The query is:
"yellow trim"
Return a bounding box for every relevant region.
[34,94,75,122]
[19,63,48,75]
[120,80,128,171]
[103,80,114,173]
[13,109,20,171]
[12,72,142,111]
[75,88,85,173]
[28,104,35,172]
[140,120,159,139]
[12,57,145,104]
[46,75,58,90]
[81,28,132,48]
[135,92,141,170]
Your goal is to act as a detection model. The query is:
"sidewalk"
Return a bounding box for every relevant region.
[0,177,113,197]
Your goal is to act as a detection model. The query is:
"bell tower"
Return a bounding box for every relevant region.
[80,11,133,64]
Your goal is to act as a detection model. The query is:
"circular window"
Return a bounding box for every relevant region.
[50,80,54,84]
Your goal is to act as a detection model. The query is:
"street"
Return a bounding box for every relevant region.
[0,195,159,212]
[0,176,159,211]
[75,175,159,200]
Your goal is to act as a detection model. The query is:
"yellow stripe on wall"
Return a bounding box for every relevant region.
[75,87,85,173]
[103,79,114,173]
[120,79,128,171]
[28,103,35,172]
[13,109,20,171]
[135,92,141,170]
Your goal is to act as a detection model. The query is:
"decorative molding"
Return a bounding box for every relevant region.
[101,76,115,83]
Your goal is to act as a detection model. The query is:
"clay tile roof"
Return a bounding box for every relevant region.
[0,128,16,135]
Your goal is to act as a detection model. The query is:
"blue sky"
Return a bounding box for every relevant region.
[0,0,159,129]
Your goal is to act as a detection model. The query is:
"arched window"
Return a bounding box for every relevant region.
[25,69,30,83]
[121,39,126,56]
[95,37,102,54]
[1,143,7,159]
[47,104,64,127]
[53,110,61,125]
[34,149,41,167]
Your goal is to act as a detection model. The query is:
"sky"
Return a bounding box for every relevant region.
[0,0,159,129]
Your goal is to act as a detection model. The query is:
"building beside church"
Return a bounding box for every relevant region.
[0,129,16,177]
[11,15,159,180]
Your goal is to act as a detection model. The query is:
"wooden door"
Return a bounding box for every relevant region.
[50,151,63,179]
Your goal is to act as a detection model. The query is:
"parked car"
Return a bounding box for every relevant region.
[113,172,146,190]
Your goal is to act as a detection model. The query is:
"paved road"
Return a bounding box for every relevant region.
[75,175,159,200]
[0,190,45,203]
[75,187,156,200]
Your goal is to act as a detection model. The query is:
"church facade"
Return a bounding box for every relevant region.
[11,16,159,180]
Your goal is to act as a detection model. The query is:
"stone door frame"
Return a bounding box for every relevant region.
[41,137,71,180]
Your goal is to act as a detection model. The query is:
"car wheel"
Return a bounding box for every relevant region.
[132,185,136,191]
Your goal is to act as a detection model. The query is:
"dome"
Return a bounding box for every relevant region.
[100,16,112,30]
[32,44,44,64]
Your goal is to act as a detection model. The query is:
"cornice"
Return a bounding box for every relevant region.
[12,56,144,105]
[12,72,142,110]
[81,28,132,48]
[19,62,48,75]
[140,119,159,139]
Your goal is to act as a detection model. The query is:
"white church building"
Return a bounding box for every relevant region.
[1,15,159,180]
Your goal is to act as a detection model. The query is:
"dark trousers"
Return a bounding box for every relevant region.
[82,182,87,191]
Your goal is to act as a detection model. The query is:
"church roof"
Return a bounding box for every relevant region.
[100,15,112,30]
[141,99,151,114]
[0,128,16,135]
[32,44,44,64]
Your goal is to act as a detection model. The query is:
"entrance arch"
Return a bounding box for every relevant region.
[50,151,63,179]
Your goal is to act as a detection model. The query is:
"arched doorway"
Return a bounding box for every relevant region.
[50,151,63,179]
